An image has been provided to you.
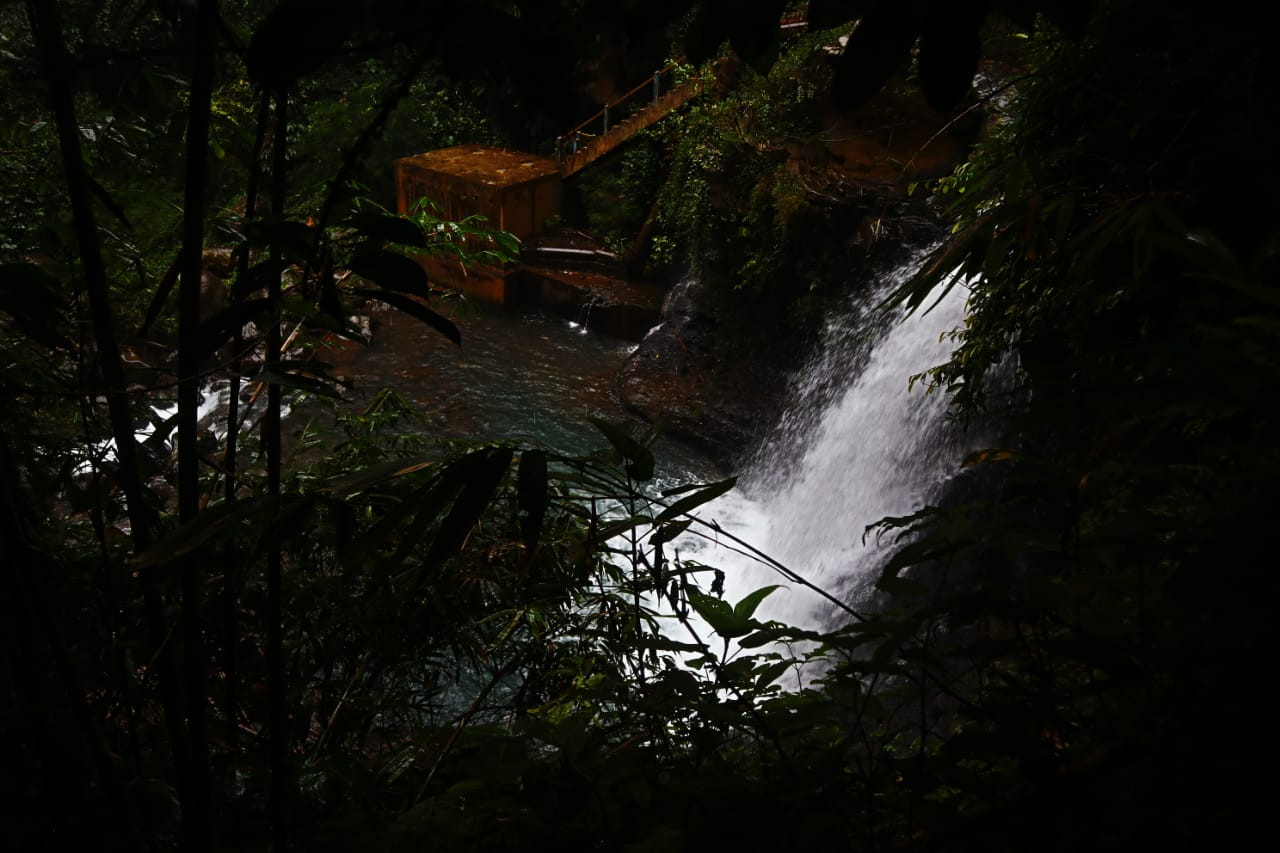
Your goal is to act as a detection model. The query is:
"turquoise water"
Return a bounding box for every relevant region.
[321,301,715,481]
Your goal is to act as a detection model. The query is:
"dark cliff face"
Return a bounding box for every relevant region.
[611,62,975,470]
[616,276,792,472]
[617,221,945,473]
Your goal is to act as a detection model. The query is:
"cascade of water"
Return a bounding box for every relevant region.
[675,255,983,630]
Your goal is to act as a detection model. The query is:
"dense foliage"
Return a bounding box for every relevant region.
[642,34,926,340]
[2,0,1275,850]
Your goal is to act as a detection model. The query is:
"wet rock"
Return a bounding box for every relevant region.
[617,278,789,472]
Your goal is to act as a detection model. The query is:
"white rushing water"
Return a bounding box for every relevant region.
[673,258,982,631]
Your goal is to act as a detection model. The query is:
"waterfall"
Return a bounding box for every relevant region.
[675,252,982,630]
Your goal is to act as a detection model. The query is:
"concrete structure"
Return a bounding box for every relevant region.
[391,65,706,316]
[395,145,562,242]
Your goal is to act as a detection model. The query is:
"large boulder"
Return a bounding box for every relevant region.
[617,277,790,472]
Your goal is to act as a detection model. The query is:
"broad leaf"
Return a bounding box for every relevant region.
[425,447,515,567]
[358,289,461,346]
[0,263,70,349]
[241,217,316,262]
[135,495,301,568]
[322,454,438,497]
[517,449,549,551]
[653,477,736,523]
[650,518,692,546]
[194,297,273,359]
[733,584,782,620]
[830,3,917,110]
[686,589,754,638]
[247,0,355,87]
[917,9,982,110]
[589,418,655,481]
[348,248,432,298]
[347,209,430,249]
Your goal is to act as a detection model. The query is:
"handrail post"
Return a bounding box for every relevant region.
[555,135,562,165]
[603,103,609,134]
[653,71,660,103]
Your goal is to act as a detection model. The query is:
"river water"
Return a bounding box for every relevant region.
[309,255,983,640]
[316,300,716,480]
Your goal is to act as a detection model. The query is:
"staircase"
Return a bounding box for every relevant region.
[555,62,706,177]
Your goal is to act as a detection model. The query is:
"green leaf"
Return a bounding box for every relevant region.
[808,0,861,29]
[830,3,917,110]
[194,297,273,359]
[684,0,730,64]
[653,477,737,523]
[260,360,350,398]
[754,659,795,689]
[729,0,786,72]
[686,589,754,638]
[322,454,439,497]
[594,516,654,541]
[347,477,454,565]
[517,449,548,551]
[135,495,301,568]
[739,625,798,648]
[733,584,782,620]
[917,6,983,110]
[347,209,431,249]
[649,518,692,546]
[247,0,354,87]
[357,289,461,346]
[241,217,316,262]
[0,263,70,349]
[589,418,655,481]
[633,637,708,653]
[425,447,514,567]
[348,248,432,298]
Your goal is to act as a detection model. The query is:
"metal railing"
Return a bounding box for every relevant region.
[553,60,695,168]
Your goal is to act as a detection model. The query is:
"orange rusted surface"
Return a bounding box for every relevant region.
[395,145,563,243]
[558,78,703,177]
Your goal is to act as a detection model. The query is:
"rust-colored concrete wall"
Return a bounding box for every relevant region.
[395,146,562,242]
[414,253,509,306]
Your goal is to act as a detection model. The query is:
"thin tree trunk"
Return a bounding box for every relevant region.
[267,83,289,852]
[177,0,219,847]
[24,0,189,799]
[222,91,271,755]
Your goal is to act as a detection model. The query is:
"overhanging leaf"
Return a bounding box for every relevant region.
[754,659,795,689]
[357,289,461,346]
[683,0,731,64]
[322,454,439,497]
[917,8,983,110]
[729,0,786,72]
[687,589,754,638]
[241,217,316,263]
[135,495,296,568]
[653,477,737,523]
[259,360,350,398]
[0,263,71,349]
[733,584,782,620]
[830,3,917,110]
[517,448,549,551]
[589,418,655,481]
[194,297,273,359]
[348,248,432,298]
[425,447,515,567]
[348,209,431,249]
[247,0,354,87]
[650,518,692,546]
